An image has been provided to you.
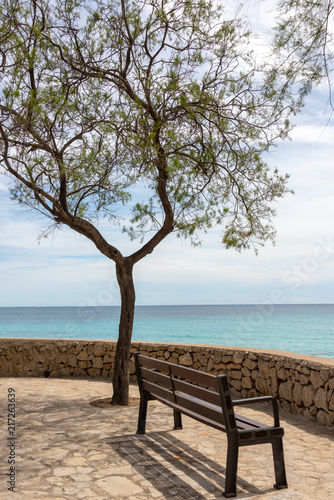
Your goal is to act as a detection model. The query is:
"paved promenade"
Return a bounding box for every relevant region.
[0,377,333,500]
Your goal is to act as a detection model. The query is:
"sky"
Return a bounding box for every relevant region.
[1,3,334,307]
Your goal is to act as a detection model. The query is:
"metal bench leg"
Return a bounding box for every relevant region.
[272,438,288,490]
[223,434,239,498]
[136,391,149,435]
[173,409,182,430]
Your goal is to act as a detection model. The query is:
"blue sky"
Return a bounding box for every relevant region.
[1,2,334,307]
[1,86,334,307]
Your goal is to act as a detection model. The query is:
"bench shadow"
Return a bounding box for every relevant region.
[105,431,276,499]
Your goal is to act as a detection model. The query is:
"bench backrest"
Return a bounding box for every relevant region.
[134,353,237,433]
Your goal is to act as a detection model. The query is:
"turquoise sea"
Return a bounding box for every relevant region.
[0,304,333,359]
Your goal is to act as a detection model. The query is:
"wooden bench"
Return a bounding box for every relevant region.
[134,353,288,498]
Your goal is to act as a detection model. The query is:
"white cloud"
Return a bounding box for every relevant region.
[289,125,334,144]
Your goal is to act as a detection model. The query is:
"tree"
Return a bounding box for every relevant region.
[274,0,334,105]
[1,0,297,404]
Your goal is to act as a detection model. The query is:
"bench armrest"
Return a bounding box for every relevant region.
[232,396,280,427]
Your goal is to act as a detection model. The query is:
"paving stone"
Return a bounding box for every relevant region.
[0,377,333,500]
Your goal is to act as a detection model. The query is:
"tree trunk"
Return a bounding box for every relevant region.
[111,258,135,405]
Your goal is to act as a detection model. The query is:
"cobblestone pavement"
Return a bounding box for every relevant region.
[0,377,333,500]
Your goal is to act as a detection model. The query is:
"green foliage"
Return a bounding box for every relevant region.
[274,0,334,102]
[0,0,298,257]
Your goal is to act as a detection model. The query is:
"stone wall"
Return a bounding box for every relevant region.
[1,338,334,428]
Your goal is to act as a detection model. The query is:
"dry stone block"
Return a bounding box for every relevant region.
[277,368,289,380]
[303,408,316,422]
[269,368,278,396]
[60,367,72,377]
[242,376,253,389]
[197,352,208,366]
[232,352,244,364]
[316,410,332,426]
[258,360,270,377]
[292,383,303,407]
[77,351,88,361]
[309,405,318,416]
[67,354,78,368]
[320,369,331,382]
[230,380,242,391]
[279,381,293,402]
[314,388,328,411]
[87,368,101,377]
[308,362,322,371]
[281,400,291,412]
[230,387,241,398]
[256,377,270,395]
[291,403,304,415]
[72,368,87,377]
[243,358,257,370]
[300,374,310,385]
[230,370,242,380]
[214,363,226,371]
[329,394,334,412]
[211,351,222,364]
[310,370,323,390]
[207,358,214,372]
[302,384,316,407]
[179,352,192,366]
[94,345,106,357]
[92,357,103,369]
[103,354,114,363]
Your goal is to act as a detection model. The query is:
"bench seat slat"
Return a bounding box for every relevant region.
[137,354,218,389]
[232,413,265,429]
[151,392,265,433]
[173,378,221,406]
[139,367,171,389]
[152,393,228,432]
[142,379,261,432]
[139,366,222,407]
[173,391,226,426]
[142,379,227,427]
[142,379,175,405]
